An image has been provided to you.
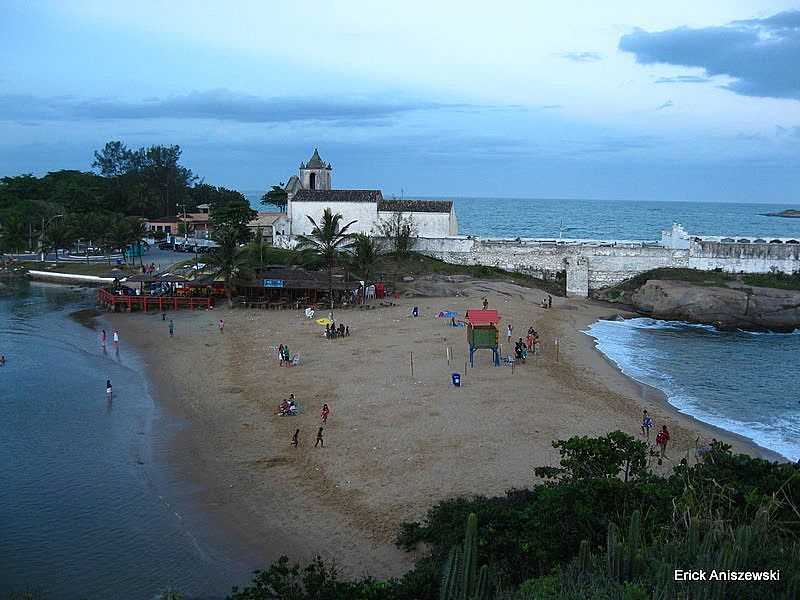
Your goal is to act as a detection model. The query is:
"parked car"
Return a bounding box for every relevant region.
[157,242,173,251]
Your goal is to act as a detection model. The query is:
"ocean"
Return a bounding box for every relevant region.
[585,318,800,461]
[0,280,254,599]
[248,194,800,240]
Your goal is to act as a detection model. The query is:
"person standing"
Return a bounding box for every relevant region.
[656,425,670,458]
[315,427,324,448]
[641,410,654,440]
[168,319,174,337]
[106,379,113,397]
[482,297,488,310]
[218,319,224,333]
[506,323,513,343]
[101,329,107,347]
[321,403,330,424]
[112,330,119,347]
[291,429,299,448]
[548,295,553,309]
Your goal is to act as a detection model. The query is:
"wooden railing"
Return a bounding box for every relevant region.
[97,288,213,311]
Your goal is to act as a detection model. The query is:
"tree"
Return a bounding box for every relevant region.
[350,234,383,304]
[295,208,357,310]
[0,211,28,253]
[208,225,253,307]
[92,141,134,177]
[209,187,256,243]
[107,215,134,265]
[126,217,149,266]
[43,216,77,262]
[376,212,416,257]
[534,431,650,483]
[261,185,288,213]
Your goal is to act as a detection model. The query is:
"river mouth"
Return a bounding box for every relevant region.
[584,316,800,462]
[0,281,254,599]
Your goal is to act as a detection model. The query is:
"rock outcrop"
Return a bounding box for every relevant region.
[629,280,800,332]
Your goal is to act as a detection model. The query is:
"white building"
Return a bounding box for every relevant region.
[284,149,458,238]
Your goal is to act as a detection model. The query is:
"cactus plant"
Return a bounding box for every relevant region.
[439,512,492,600]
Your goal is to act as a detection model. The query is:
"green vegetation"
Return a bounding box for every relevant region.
[742,270,800,290]
[222,432,800,599]
[0,140,252,259]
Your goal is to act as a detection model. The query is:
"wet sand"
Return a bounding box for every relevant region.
[107,278,781,579]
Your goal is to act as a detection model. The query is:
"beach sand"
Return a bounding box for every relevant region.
[108,277,781,579]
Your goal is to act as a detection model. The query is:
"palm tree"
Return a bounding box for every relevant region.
[208,225,253,307]
[350,233,383,304]
[126,217,149,267]
[295,208,357,310]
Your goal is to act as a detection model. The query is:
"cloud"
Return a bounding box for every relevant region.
[654,75,709,84]
[0,89,465,124]
[656,100,674,110]
[619,10,800,100]
[558,51,603,62]
[775,125,800,138]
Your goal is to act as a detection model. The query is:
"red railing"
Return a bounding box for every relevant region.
[97,288,213,311]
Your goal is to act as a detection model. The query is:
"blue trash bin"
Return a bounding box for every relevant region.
[452,373,461,387]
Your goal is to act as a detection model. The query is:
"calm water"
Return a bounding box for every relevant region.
[0,281,254,599]
[249,193,800,240]
[585,318,800,461]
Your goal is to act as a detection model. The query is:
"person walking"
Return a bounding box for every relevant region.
[506,323,513,344]
[656,425,670,459]
[106,379,113,397]
[314,427,324,448]
[112,330,119,347]
[218,319,224,333]
[641,410,654,440]
[482,297,488,310]
[548,295,553,309]
[321,403,330,424]
[168,319,174,337]
[101,329,107,347]
[291,429,299,448]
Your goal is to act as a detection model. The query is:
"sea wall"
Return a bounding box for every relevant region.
[413,236,799,297]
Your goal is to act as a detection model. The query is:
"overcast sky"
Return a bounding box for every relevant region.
[1,1,799,202]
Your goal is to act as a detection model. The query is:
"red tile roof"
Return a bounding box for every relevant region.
[464,309,501,325]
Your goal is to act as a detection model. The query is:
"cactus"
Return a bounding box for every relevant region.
[439,512,492,600]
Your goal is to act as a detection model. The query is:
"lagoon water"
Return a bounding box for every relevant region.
[0,281,254,599]
[585,318,800,461]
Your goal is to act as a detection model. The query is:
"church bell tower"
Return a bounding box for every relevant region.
[299,148,332,190]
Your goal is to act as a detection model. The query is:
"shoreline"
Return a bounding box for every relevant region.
[107,281,785,581]
[576,305,785,463]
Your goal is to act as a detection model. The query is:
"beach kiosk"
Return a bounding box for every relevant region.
[465,309,501,367]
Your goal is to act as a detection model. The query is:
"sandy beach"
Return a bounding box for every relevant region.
[107,277,781,579]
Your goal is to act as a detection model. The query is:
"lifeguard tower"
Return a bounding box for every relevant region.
[465,309,501,367]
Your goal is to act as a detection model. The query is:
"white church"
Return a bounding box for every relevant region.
[279,148,459,239]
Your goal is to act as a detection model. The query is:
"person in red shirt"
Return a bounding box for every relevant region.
[656,425,670,458]
[321,403,330,424]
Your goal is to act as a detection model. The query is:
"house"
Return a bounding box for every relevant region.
[248,212,290,246]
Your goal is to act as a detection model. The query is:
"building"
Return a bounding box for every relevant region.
[248,212,290,246]
[147,203,213,238]
[284,149,458,238]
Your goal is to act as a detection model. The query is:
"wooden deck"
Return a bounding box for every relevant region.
[97,288,213,311]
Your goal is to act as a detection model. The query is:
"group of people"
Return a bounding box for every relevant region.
[100,329,120,348]
[277,344,293,366]
[277,394,299,416]
[641,410,671,459]
[141,262,158,276]
[290,403,330,448]
[325,322,349,339]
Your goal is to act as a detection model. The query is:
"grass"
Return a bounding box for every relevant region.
[18,261,138,277]
[611,268,734,293]
[742,271,800,290]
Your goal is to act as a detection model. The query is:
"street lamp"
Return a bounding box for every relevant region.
[41,214,64,262]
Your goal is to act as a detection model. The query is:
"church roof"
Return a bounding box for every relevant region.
[378,199,453,213]
[300,148,331,170]
[292,189,383,203]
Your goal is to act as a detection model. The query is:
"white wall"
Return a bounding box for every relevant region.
[377,210,453,238]
[290,202,378,236]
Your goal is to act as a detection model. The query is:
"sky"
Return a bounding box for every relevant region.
[1,1,799,202]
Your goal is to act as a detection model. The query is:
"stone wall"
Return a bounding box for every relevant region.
[413,235,798,297]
